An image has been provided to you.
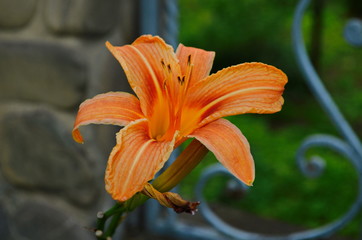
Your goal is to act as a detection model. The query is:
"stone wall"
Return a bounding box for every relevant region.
[0,0,138,239]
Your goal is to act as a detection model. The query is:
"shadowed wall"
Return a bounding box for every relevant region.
[0,0,138,239]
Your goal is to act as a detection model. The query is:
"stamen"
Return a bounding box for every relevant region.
[187,55,192,65]
[187,66,193,84]
[163,80,167,89]
[161,60,171,91]
[183,54,193,89]
[177,76,185,85]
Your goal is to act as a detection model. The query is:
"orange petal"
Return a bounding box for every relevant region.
[105,119,176,202]
[189,118,255,186]
[176,44,215,88]
[186,62,287,127]
[106,35,180,117]
[72,92,143,143]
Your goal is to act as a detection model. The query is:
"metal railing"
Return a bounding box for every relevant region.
[141,0,362,239]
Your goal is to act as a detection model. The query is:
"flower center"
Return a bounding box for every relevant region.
[149,55,194,142]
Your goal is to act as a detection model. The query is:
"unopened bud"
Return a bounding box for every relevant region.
[97,211,104,219]
[142,183,200,214]
[95,230,103,237]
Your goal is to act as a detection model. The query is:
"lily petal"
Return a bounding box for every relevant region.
[189,118,255,186]
[72,92,144,143]
[106,35,180,117]
[176,44,215,88]
[105,119,176,202]
[187,62,287,128]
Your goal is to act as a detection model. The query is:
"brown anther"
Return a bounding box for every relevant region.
[163,80,167,89]
[187,55,192,65]
[167,64,172,73]
[161,59,166,68]
[177,76,185,85]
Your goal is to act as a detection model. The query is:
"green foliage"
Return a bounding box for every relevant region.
[180,115,359,237]
[179,0,362,238]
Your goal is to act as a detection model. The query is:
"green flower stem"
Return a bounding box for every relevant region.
[104,211,123,237]
[96,202,125,240]
[95,139,208,239]
[124,192,149,212]
[153,139,208,192]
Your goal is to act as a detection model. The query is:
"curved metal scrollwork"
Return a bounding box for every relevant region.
[296,134,361,178]
[193,136,362,240]
[344,18,362,47]
[293,0,362,158]
[191,0,362,239]
[146,0,362,239]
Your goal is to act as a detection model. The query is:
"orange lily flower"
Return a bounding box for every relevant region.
[72,35,287,202]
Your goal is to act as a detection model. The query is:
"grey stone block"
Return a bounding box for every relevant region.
[0,204,10,240]
[9,199,93,240]
[0,0,37,28]
[0,40,86,108]
[0,104,98,206]
[44,0,119,35]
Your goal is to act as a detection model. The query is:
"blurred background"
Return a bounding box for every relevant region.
[177,0,362,239]
[0,0,361,239]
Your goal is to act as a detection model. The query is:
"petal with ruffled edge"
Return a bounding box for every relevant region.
[189,118,255,186]
[176,44,215,88]
[106,35,180,118]
[72,92,144,143]
[183,63,287,131]
[105,119,177,202]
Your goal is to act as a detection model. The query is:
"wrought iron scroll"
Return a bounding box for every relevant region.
[144,0,362,239]
[344,18,362,47]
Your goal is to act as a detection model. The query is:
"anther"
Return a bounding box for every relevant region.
[177,76,186,85]
[167,64,172,73]
[187,55,192,65]
[161,59,166,68]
